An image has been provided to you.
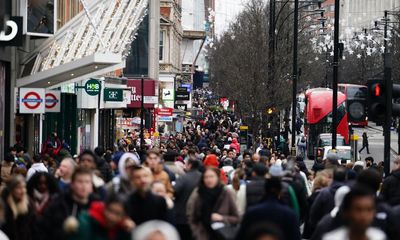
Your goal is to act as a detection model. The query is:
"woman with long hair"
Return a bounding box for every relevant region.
[187,167,239,240]
[27,172,59,215]
[1,175,34,240]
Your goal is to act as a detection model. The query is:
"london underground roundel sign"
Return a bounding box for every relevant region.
[19,88,46,114]
[45,93,58,108]
[22,92,42,109]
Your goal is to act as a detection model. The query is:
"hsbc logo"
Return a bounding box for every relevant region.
[0,16,22,46]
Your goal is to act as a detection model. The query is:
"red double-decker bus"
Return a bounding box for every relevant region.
[304,88,349,159]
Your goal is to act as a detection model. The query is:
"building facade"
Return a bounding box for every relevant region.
[2,0,160,155]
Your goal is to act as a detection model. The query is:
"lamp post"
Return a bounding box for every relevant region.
[291,0,299,155]
[331,0,340,150]
[383,10,392,176]
[140,75,145,148]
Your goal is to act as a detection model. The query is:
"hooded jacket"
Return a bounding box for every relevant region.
[106,153,139,196]
[229,138,240,153]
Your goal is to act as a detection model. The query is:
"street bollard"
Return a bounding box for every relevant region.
[350,134,359,162]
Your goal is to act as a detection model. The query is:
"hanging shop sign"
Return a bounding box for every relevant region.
[45,90,60,112]
[158,116,173,122]
[104,88,123,102]
[144,96,158,104]
[0,17,23,46]
[181,84,192,92]
[127,79,156,108]
[175,91,190,101]
[19,88,45,114]
[162,88,174,101]
[85,79,101,96]
[175,104,187,111]
[156,108,173,116]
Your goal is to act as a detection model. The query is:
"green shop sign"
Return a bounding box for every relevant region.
[104,88,123,102]
[85,79,101,96]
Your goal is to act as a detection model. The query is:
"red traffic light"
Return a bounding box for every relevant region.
[372,84,382,97]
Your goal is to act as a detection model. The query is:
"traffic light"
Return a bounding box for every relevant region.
[367,79,400,123]
[367,80,385,123]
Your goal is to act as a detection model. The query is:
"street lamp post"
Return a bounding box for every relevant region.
[140,75,145,148]
[291,0,299,155]
[383,10,392,176]
[331,0,340,150]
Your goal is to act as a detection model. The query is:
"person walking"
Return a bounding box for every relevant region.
[380,156,400,206]
[187,167,239,240]
[174,159,202,240]
[236,177,301,240]
[1,175,34,240]
[359,132,370,154]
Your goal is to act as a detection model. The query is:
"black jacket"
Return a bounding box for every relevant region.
[36,192,96,240]
[246,177,265,209]
[173,170,201,225]
[309,181,344,228]
[236,198,301,240]
[2,200,34,240]
[126,191,168,225]
[381,170,400,206]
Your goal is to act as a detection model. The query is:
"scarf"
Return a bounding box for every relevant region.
[198,184,224,230]
[33,189,50,214]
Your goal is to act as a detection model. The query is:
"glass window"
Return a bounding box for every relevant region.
[347,86,367,99]
[124,15,149,77]
[159,31,165,61]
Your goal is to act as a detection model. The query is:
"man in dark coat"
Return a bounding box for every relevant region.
[381,157,400,206]
[173,159,202,240]
[236,177,301,240]
[309,167,347,228]
[246,163,267,209]
[125,166,168,225]
[37,168,97,240]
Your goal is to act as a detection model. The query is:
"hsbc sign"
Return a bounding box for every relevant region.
[0,17,23,46]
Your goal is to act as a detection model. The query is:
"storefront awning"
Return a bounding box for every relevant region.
[17,0,148,88]
[17,53,123,88]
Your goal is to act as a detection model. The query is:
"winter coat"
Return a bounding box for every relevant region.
[246,177,265,209]
[174,170,202,225]
[152,169,174,197]
[1,196,34,240]
[125,191,168,225]
[36,191,97,240]
[309,181,344,228]
[68,202,130,240]
[235,197,301,240]
[381,169,400,206]
[187,187,239,240]
[229,138,240,153]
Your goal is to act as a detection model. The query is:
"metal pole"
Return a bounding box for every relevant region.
[383,11,392,176]
[140,76,145,147]
[291,0,299,155]
[331,0,340,150]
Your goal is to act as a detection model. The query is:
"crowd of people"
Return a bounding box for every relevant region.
[0,91,400,240]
